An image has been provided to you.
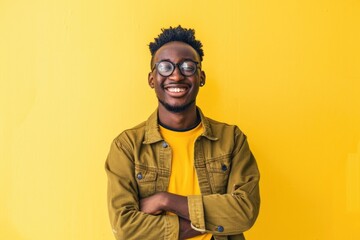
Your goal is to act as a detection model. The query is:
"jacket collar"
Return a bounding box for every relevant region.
[143,107,218,144]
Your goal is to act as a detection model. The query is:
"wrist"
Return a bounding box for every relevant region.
[160,192,172,212]
[160,192,190,219]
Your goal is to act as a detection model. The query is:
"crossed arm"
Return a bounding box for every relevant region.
[140,192,202,239]
[106,128,260,239]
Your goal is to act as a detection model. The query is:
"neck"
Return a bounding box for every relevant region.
[158,103,199,130]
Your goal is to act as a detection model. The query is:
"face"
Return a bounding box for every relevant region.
[148,41,205,113]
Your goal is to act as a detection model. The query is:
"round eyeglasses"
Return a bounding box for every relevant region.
[152,60,200,77]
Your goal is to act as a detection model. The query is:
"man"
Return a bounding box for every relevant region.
[105,26,260,240]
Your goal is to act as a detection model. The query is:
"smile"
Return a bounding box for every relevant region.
[166,87,187,93]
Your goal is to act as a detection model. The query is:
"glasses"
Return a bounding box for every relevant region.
[152,60,200,77]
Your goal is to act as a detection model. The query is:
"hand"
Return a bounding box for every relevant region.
[140,192,166,215]
[140,192,189,217]
[179,218,203,239]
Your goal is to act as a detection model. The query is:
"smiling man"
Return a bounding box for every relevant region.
[105,26,260,240]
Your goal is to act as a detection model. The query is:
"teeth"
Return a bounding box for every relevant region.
[167,87,186,93]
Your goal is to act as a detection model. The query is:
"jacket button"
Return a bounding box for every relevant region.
[162,141,168,148]
[137,173,143,180]
[221,164,227,171]
[216,225,224,232]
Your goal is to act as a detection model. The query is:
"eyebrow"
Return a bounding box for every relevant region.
[156,58,197,63]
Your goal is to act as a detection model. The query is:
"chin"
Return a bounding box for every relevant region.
[159,99,195,113]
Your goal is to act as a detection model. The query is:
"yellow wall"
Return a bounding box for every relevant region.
[1,0,359,239]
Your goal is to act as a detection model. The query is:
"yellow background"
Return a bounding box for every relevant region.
[1,0,359,239]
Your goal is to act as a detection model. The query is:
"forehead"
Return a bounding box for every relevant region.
[153,41,200,62]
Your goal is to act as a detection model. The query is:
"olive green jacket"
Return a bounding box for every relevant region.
[105,108,260,240]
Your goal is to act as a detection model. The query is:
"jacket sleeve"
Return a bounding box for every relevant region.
[105,137,179,240]
[187,127,260,235]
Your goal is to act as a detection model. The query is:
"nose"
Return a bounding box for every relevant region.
[168,65,184,81]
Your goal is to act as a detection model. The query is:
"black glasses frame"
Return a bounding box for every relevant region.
[151,60,200,77]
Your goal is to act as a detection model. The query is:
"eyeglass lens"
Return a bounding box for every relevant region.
[157,61,197,77]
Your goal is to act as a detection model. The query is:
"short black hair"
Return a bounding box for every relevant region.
[149,25,204,63]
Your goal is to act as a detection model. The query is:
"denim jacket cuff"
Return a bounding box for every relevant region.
[188,195,206,232]
[164,215,179,239]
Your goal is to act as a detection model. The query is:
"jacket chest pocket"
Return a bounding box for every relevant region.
[205,155,231,194]
[135,165,158,198]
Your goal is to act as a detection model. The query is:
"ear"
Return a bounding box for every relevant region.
[200,71,206,87]
[148,72,154,88]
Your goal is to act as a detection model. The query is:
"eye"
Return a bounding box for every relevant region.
[158,62,173,73]
[181,61,196,72]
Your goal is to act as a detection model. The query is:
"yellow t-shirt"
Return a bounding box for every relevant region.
[160,123,212,240]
